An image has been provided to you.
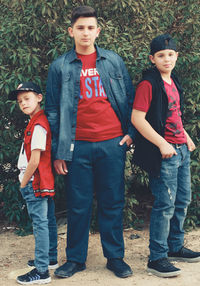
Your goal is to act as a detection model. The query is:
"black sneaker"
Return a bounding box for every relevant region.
[168,246,200,262]
[106,258,133,278]
[54,261,86,278]
[147,258,181,278]
[17,268,51,285]
[28,259,59,269]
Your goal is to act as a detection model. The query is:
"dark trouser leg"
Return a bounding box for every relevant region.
[48,197,58,262]
[94,136,126,258]
[65,141,94,263]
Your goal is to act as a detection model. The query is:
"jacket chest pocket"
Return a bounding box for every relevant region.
[64,74,71,82]
[24,131,32,145]
[109,72,126,96]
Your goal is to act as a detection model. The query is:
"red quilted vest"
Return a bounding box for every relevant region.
[24,110,55,197]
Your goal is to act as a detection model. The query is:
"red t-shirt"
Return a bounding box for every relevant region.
[133,80,187,144]
[75,51,123,141]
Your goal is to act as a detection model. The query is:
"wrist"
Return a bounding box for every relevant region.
[20,183,26,188]
[157,138,168,149]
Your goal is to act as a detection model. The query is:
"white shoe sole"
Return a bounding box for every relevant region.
[48,263,59,270]
[17,277,51,285]
[147,267,181,278]
[168,256,200,263]
[28,264,58,270]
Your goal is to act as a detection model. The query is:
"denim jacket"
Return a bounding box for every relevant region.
[45,45,135,161]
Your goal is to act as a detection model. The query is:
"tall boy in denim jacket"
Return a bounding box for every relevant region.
[45,5,135,279]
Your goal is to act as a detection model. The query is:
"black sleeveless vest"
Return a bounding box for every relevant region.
[132,67,184,176]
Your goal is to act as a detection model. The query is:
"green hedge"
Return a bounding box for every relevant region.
[0,0,199,233]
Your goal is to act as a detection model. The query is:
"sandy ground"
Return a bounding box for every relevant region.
[0,225,200,286]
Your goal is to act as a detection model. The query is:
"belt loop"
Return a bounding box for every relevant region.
[171,143,183,149]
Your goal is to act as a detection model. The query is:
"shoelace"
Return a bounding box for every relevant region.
[26,269,41,280]
[158,258,174,269]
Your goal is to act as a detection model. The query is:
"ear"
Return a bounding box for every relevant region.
[68,27,73,38]
[96,27,101,38]
[37,93,43,103]
[149,55,155,64]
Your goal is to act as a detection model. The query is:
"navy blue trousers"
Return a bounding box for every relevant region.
[64,136,127,263]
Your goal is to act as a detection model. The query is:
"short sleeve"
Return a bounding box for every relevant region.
[31,125,47,151]
[133,80,152,112]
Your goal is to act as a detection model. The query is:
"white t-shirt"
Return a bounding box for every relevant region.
[18,125,47,183]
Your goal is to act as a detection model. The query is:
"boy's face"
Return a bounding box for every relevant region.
[17,91,42,118]
[149,49,178,75]
[68,17,100,54]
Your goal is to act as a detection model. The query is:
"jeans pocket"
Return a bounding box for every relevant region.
[120,142,128,151]
[20,186,26,191]
[20,183,35,201]
[20,186,29,200]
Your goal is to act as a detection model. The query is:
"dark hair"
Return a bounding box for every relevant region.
[71,6,97,26]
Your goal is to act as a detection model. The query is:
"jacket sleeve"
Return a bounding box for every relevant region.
[45,62,61,160]
[119,57,136,141]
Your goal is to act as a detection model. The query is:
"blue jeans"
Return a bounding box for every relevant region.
[48,197,57,263]
[20,182,57,272]
[64,136,127,263]
[149,144,191,261]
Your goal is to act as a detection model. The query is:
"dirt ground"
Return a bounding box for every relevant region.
[0,224,200,286]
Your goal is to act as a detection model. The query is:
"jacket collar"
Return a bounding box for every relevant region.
[26,110,44,131]
[67,44,107,63]
[142,67,182,91]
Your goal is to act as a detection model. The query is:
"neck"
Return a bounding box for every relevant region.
[161,72,172,84]
[75,45,96,55]
[29,107,42,119]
